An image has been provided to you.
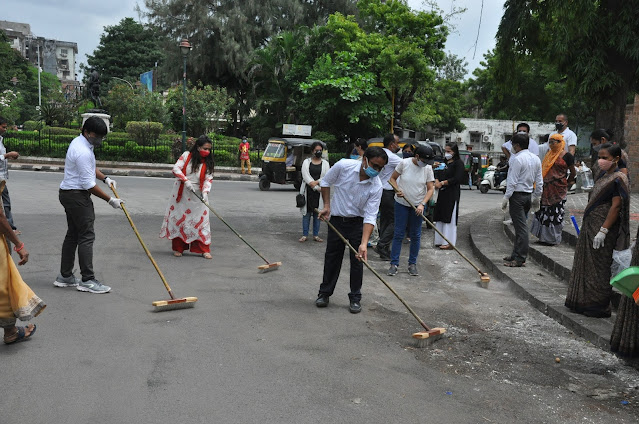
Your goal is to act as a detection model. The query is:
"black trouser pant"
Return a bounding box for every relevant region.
[319,216,363,302]
[376,189,395,254]
[59,189,95,281]
[509,191,531,263]
[2,185,15,230]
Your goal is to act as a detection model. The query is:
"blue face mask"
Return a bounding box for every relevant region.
[363,158,380,178]
[350,154,360,160]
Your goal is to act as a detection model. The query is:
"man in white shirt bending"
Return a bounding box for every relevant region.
[315,147,388,314]
[54,116,125,294]
[501,133,543,267]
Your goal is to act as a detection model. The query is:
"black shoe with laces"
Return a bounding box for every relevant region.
[315,295,329,308]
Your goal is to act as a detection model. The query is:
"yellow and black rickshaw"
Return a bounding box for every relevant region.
[258,137,327,191]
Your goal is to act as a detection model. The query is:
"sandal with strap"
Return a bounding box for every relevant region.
[299,236,308,242]
[313,236,323,242]
[4,324,36,344]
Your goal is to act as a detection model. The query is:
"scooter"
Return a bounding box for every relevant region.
[479,165,507,193]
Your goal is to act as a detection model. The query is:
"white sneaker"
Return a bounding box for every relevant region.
[77,279,111,293]
[53,273,81,287]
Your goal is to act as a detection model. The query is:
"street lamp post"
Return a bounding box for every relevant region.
[37,43,41,107]
[179,38,192,153]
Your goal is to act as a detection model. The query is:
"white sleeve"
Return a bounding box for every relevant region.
[364,186,383,225]
[425,165,435,182]
[78,151,97,190]
[320,160,342,187]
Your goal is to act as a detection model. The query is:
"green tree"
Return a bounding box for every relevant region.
[103,84,170,130]
[496,0,639,144]
[140,0,358,134]
[165,83,233,136]
[83,18,165,96]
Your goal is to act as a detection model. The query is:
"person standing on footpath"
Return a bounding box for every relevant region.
[239,136,252,175]
[373,133,402,261]
[315,147,388,314]
[433,143,466,249]
[54,116,124,294]
[501,133,543,267]
[0,116,20,235]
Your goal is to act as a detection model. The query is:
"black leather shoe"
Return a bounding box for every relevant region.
[349,301,362,314]
[315,295,329,308]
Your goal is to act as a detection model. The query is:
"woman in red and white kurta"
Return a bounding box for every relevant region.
[160,135,214,259]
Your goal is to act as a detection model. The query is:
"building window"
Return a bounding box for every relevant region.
[445,136,451,143]
[60,48,67,54]
[63,71,70,78]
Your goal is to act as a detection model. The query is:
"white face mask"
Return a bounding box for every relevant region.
[444,153,453,160]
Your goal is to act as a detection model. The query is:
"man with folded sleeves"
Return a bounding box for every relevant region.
[315,147,388,314]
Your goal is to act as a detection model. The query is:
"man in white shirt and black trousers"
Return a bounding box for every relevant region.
[501,132,543,267]
[373,133,402,261]
[54,116,125,294]
[315,147,388,313]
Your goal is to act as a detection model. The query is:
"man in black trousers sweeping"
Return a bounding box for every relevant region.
[315,147,388,313]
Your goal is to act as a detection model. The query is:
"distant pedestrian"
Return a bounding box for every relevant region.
[433,143,466,250]
[565,143,630,317]
[299,141,329,242]
[502,123,539,162]
[374,134,402,261]
[0,116,19,235]
[501,133,543,267]
[315,147,388,314]
[239,136,252,175]
[530,134,576,245]
[401,142,415,158]
[387,144,435,277]
[55,116,124,294]
[160,135,214,259]
[349,138,367,161]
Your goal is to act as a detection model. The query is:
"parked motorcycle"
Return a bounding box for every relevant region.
[479,165,507,193]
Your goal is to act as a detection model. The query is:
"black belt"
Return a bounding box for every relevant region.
[59,189,88,193]
[513,191,532,195]
[332,216,363,223]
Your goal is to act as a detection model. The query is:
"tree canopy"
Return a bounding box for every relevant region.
[83,17,165,94]
[495,0,639,144]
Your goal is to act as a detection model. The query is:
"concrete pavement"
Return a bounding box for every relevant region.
[469,192,639,358]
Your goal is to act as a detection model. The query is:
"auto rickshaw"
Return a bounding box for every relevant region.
[258,137,327,191]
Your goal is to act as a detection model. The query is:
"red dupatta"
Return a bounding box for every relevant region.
[175,152,207,202]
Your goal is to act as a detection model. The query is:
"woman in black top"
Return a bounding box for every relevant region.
[433,143,466,249]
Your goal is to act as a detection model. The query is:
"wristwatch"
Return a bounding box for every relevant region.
[420,202,427,207]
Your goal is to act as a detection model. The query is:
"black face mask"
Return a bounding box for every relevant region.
[555,122,564,132]
[403,151,414,158]
[314,150,323,158]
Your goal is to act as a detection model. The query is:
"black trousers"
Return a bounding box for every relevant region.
[319,216,364,302]
[376,189,395,254]
[59,189,96,281]
[509,191,532,262]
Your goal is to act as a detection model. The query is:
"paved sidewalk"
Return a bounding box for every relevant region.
[470,192,639,355]
[9,156,262,182]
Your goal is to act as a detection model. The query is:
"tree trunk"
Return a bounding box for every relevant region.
[594,84,630,148]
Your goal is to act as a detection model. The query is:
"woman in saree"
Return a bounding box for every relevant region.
[530,134,576,245]
[565,144,630,318]
[0,185,45,344]
[610,226,639,357]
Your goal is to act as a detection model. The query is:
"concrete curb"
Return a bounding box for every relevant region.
[468,210,616,351]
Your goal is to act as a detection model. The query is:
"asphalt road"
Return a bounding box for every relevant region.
[1,171,637,423]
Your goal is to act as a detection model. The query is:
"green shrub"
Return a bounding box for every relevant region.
[44,126,80,135]
[126,121,163,146]
[23,121,42,131]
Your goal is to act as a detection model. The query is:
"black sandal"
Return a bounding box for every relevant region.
[4,324,36,344]
[503,260,525,267]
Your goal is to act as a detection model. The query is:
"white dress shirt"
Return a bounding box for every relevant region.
[379,147,402,190]
[320,159,383,225]
[504,149,543,200]
[60,134,97,190]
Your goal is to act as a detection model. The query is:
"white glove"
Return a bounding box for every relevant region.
[531,197,541,213]
[108,197,124,209]
[501,198,509,212]
[184,181,195,192]
[592,228,607,249]
[104,177,116,189]
[202,193,209,203]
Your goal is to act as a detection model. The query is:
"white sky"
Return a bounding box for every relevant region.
[4,0,504,79]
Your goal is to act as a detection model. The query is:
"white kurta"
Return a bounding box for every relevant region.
[160,152,213,245]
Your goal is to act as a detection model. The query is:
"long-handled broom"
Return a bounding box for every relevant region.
[190,189,281,272]
[389,181,491,288]
[109,185,197,311]
[315,209,445,347]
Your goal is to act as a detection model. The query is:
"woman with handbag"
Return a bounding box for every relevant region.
[299,142,330,242]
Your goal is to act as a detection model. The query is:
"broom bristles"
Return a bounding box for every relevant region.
[152,297,197,312]
[258,262,282,273]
